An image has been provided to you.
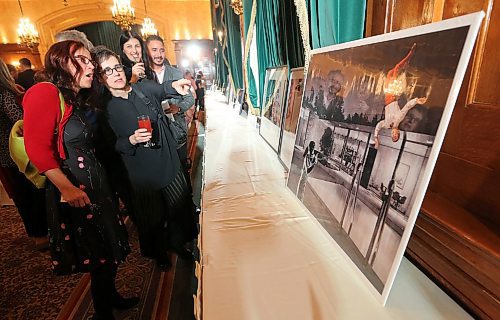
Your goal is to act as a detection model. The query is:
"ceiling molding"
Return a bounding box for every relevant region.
[34,2,172,58]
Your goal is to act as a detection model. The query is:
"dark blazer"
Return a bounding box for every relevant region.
[17,69,35,90]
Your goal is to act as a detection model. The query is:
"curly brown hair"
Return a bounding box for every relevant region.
[43,40,89,104]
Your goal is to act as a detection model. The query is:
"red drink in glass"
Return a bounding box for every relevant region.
[138,117,152,132]
[137,115,154,147]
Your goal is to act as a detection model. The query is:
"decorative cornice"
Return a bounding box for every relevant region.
[35,3,169,58]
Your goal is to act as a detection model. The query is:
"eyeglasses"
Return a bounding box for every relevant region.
[74,55,96,66]
[101,64,125,76]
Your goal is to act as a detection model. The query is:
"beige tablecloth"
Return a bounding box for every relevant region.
[197,92,471,320]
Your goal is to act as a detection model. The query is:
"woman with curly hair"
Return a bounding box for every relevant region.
[23,40,136,320]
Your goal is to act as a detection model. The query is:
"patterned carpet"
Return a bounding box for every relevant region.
[69,222,174,320]
[0,206,82,320]
[0,205,178,320]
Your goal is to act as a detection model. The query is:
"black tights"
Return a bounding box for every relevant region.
[90,263,119,317]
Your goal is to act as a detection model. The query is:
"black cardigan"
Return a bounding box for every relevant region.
[105,80,186,189]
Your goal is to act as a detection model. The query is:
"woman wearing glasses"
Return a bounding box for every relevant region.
[92,47,198,270]
[119,30,154,83]
[23,40,136,320]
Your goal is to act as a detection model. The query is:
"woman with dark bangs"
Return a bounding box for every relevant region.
[119,30,155,83]
[23,40,136,320]
[92,47,198,270]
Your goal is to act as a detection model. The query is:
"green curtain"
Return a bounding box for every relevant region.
[281,0,305,69]
[74,21,122,54]
[243,0,253,35]
[243,0,258,109]
[308,0,366,48]
[223,0,244,89]
[212,2,228,89]
[255,0,285,108]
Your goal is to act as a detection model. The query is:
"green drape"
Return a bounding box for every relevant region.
[307,0,366,48]
[243,0,253,35]
[281,0,305,69]
[75,21,122,54]
[255,0,285,108]
[223,0,243,89]
[243,0,259,109]
[212,2,228,89]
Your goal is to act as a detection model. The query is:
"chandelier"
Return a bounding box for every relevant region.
[140,0,157,39]
[111,0,135,30]
[17,0,39,49]
[141,18,157,38]
[230,0,243,15]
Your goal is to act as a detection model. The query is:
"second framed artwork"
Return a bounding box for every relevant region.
[279,67,305,170]
[260,66,288,153]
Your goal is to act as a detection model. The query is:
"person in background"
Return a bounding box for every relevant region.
[119,31,154,83]
[16,58,35,90]
[183,70,197,121]
[195,73,205,111]
[146,35,196,171]
[23,41,136,320]
[93,47,198,270]
[183,70,198,100]
[0,58,47,250]
[6,64,25,99]
[7,64,18,82]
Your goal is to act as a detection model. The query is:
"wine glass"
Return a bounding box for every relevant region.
[134,56,146,79]
[137,115,154,147]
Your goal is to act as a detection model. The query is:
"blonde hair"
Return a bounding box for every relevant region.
[0,58,23,95]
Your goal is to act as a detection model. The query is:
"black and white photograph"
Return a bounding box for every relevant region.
[260,66,288,153]
[280,67,305,170]
[287,14,483,303]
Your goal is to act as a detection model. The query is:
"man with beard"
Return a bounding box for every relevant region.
[146,35,196,146]
[146,35,197,200]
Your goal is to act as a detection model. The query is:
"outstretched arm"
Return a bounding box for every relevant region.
[400,96,427,116]
[374,119,387,139]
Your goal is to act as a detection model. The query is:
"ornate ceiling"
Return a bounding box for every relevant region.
[0,0,212,57]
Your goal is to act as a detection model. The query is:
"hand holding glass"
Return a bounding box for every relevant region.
[137,115,154,147]
[133,56,146,79]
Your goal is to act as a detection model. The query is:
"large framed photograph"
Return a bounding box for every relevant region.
[287,13,484,304]
[279,67,305,170]
[260,66,288,153]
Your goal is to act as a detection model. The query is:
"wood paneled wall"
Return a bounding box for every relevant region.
[0,44,42,70]
[366,0,500,318]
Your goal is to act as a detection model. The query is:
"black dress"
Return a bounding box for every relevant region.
[105,80,197,261]
[46,107,131,275]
